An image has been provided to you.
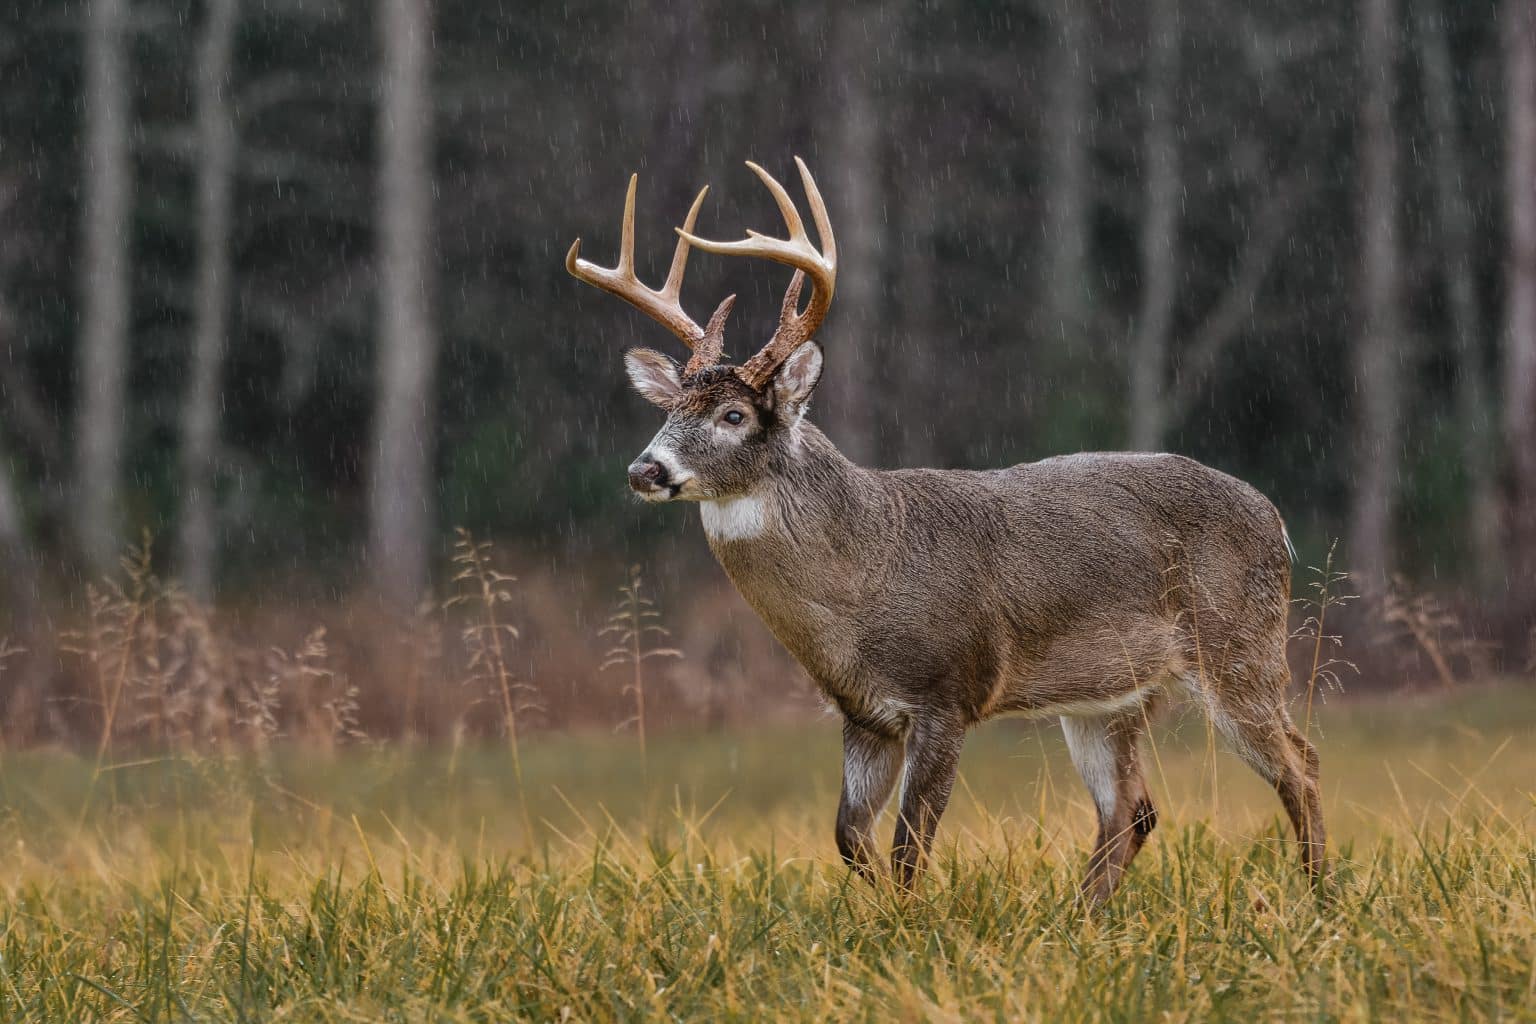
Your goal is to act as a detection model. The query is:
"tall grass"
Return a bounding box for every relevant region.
[3,822,1533,1021]
[1290,540,1357,742]
[600,563,682,774]
[2,688,1535,1021]
[0,531,1508,752]
[1,538,1532,1019]
[448,525,556,853]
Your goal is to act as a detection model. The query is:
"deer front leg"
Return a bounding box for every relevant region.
[835,720,904,882]
[891,716,965,888]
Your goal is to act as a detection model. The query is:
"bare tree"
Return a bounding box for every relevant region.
[0,437,32,615]
[0,230,51,740]
[0,428,51,740]
[1160,170,1307,430]
[176,0,239,603]
[893,166,939,466]
[1127,0,1182,451]
[1413,0,1500,594]
[822,1,886,466]
[1348,0,1405,588]
[368,0,438,607]
[1122,3,1309,452]
[1038,0,1094,358]
[891,15,939,468]
[73,0,133,572]
[1506,0,1536,612]
[0,175,65,528]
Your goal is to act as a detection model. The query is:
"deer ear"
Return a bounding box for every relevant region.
[624,348,683,408]
[772,341,823,412]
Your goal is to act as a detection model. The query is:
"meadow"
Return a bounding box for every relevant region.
[0,685,1533,1022]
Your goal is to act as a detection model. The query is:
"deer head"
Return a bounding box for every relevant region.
[566,158,837,502]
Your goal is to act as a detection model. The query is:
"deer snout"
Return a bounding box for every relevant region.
[628,455,669,493]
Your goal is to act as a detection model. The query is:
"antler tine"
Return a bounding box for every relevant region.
[794,156,837,270]
[776,271,806,323]
[661,185,709,301]
[566,174,739,366]
[675,164,834,281]
[686,294,736,377]
[745,160,807,246]
[617,173,637,274]
[676,158,837,390]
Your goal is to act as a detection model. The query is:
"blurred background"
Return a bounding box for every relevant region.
[1,0,1534,747]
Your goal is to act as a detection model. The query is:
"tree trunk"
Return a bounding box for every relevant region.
[176,0,239,603]
[1038,0,1093,355]
[0,277,54,741]
[1414,0,1500,595]
[1127,0,1182,452]
[1505,0,1536,619]
[823,1,885,466]
[73,0,132,574]
[892,20,938,469]
[893,173,939,467]
[368,0,438,608]
[1348,0,1404,589]
[0,439,33,609]
[0,433,52,742]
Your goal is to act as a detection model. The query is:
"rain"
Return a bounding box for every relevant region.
[0,0,1534,1018]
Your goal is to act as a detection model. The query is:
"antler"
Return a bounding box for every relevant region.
[677,157,837,391]
[566,174,735,377]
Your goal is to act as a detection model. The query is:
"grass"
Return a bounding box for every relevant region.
[1,686,1534,1021]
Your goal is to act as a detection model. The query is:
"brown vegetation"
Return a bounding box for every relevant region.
[0,532,1519,753]
[0,532,819,751]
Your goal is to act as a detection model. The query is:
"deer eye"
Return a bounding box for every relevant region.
[723,410,745,426]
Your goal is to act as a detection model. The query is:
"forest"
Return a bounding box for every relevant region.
[1,0,1535,741]
[3,5,1536,1019]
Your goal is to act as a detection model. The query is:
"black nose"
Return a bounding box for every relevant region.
[627,457,667,492]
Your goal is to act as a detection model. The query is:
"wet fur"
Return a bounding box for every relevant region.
[629,349,1325,902]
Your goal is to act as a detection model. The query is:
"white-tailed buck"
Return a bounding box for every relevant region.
[567,158,1325,902]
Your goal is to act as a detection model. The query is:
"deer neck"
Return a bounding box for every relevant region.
[700,423,866,544]
[700,423,884,622]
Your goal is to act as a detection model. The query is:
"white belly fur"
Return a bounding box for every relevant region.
[999,687,1154,722]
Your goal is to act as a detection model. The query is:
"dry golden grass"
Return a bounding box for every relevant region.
[1,685,1533,1022]
[1,539,1530,1019]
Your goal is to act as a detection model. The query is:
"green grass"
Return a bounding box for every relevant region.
[2,687,1535,1021]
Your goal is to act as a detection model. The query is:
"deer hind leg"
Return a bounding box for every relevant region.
[835,720,905,883]
[1210,683,1327,885]
[1062,711,1154,906]
[1127,773,1159,861]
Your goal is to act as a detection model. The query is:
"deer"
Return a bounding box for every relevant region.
[565,158,1326,904]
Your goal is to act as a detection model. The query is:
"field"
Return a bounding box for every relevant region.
[2,686,1534,1022]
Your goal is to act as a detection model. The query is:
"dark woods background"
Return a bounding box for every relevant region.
[2,0,1535,743]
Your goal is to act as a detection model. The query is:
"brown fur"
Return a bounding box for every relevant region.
[622,343,1326,903]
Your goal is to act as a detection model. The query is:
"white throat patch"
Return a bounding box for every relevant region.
[701,494,768,542]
